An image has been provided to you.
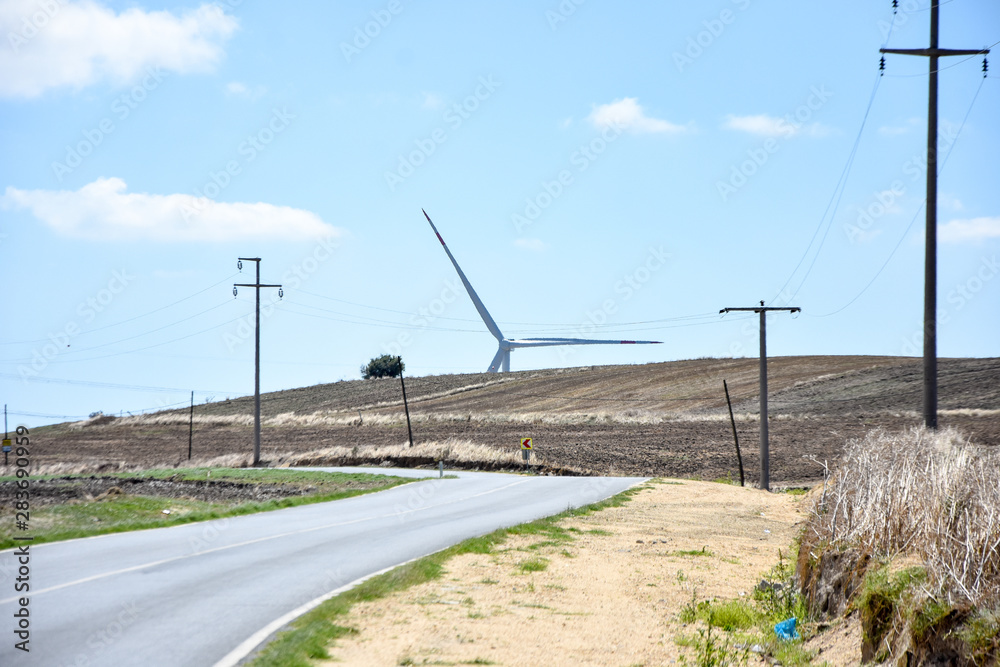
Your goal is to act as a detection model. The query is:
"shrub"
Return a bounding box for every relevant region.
[806,427,1000,607]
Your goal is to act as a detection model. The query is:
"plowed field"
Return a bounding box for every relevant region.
[20,356,1000,484]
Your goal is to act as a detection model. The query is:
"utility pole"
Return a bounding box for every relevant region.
[398,357,414,447]
[188,390,194,461]
[234,258,283,466]
[720,302,799,491]
[880,2,988,429]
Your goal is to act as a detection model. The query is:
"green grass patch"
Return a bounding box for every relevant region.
[955,608,1000,660]
[517,557,549,573]
[857,564,927,651]
[248,484,645,666]
[677,539,818,667]
[0,469,416,550]
[672,546,714,557]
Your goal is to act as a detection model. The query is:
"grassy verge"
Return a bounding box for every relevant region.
[247,484,646,666]
[676,544,819,667]
[0,468,419,550]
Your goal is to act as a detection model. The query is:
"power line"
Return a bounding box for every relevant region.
[0,372,236,395]
[772,69,883,306]
[813,40,988,318]
[297,287,729,330]
[0,272,240,346]
[3,314,247,365]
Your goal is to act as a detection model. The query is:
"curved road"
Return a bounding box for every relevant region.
[0,468,645,666]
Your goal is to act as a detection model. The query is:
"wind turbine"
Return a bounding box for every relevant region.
[422,209,662,372]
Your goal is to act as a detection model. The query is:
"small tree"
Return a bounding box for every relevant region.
[361,354,404,379]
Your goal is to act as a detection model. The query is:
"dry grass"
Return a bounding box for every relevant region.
[260,409,768,427]
[272,439,528,469]
[0,452,256,478]
[807,427,1000,606]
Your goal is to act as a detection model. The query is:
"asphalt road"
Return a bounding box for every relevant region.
[0,468,646,666]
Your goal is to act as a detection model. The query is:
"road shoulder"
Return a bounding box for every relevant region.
[321,479,807,666]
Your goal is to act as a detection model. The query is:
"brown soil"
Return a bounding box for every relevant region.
[0,476,318,506]
[317,480,860,666]
[18,356,999,484]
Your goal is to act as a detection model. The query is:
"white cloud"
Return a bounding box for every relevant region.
[1,177,342,242]
[0,1,238,98]
[513,238,547,252]
[939,216,1000,244]
[939,193,964,212]
[879,118,921,136]
[723,114,830,138]
[587,98,687,134]
[421,92,445,110]
[226,81,266,100]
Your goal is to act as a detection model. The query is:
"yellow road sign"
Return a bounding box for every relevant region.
[520,437,533,450]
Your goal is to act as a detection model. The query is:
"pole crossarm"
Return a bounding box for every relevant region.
[234,284,283,288]
[880,48,988,57]
[720,307,800,314]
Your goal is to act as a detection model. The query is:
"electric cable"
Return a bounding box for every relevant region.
[808,74,986,317]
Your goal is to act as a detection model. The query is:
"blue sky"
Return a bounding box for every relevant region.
[1,0,998,427]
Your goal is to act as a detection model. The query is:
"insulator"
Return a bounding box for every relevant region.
[278,287,284,299]
[237,260,242,271]
[892,0,898,14]
[233,286,238,298]
[984,56,989,78]
[879,55,886,76]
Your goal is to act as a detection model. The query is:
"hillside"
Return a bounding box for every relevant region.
[24,356,1000,483]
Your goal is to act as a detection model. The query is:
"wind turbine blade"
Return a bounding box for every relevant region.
[488,346,505,373]
[506,338,662,348]
[423,210,505,342]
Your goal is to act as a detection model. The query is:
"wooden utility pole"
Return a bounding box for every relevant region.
[880,2,988,429]
[188,390,194,460]
[234,258,283,466]
[720,302,799,491]
[398,357,414,447]
[723,380,744,487]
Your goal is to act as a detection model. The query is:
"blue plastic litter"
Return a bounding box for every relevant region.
[774,617,800,641]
